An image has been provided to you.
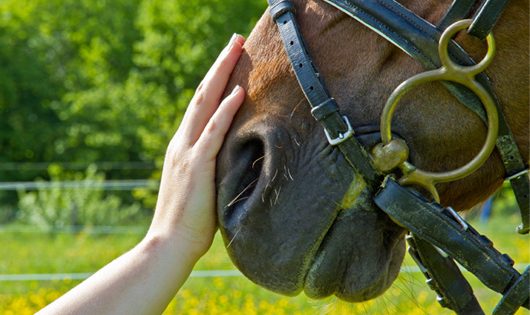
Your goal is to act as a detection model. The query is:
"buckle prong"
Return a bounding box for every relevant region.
[324,115,354,146]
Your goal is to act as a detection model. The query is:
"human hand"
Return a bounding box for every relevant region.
[148,33,246,258]
[37,34,246,315]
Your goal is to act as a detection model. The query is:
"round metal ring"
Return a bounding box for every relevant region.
[379,20,499,201]
[439,19,496,78]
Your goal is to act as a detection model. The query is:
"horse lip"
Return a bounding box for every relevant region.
[298,178,368,290]
[301,202,406,301]
[299,208,344,292]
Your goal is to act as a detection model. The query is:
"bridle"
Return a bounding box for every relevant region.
[266,0,529,313]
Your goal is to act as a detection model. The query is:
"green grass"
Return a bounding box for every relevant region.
[0,215,528,314]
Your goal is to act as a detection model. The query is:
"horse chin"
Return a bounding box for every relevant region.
[303,197,407,302]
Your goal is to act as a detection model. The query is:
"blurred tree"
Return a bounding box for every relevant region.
[0,1,64,168]
[0,0,144,214]
[0,0,265,217]
[127,0,265,207]
[0,0,142,176]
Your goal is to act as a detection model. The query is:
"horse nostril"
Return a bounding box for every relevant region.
[223,138,265,217]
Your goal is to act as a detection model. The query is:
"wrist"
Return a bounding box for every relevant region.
[143,227,211,263]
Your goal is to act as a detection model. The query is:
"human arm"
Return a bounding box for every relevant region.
[37,33,246,315]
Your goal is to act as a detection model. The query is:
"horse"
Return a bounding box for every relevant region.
[215,0,528,306]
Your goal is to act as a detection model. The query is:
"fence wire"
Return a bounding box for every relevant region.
[0,180,159,191]
[2,265,528,282]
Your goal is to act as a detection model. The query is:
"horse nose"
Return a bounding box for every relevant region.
[216,119,292,227]
[216,131,269,228]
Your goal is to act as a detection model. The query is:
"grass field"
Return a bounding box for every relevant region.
[0,213,528,314]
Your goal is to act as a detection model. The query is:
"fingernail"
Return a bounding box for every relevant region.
[228,33,238,47]
[231,85,241,95]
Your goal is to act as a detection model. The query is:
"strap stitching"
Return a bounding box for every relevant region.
[344,3,433,66]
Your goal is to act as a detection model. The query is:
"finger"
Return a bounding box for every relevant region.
[195,85,245,161]
[181,34,245,144]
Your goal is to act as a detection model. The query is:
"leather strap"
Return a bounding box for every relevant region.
[437,0,512,39]
[407,235,484,314]
[498,143,529,234]
[322,0,487,122]
[493,267,530,315]
[439,0,478,30]
[267,0,381,186]
[510,170,530,234]
[374,178,529,309]
[469,0,511,39]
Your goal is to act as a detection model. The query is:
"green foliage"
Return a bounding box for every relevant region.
[491,183,519,216]
[0,0,266,213]
[0,0,141,166]
[17,166,143,230]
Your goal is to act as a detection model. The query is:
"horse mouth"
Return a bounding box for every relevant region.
[217,131,406,301]
[220,185,406,301]
[302,204,406,301]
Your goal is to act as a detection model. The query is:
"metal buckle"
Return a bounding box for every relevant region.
[324,115,354,146]
[446,207,469,231]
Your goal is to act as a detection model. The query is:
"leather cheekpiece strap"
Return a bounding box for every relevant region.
[469,0,511,39]
[407,235,484,314]
[267,0,380,185]
[311,98,339,121]
[438,0,512,41]
[438,0,478,30]
[269,0,295,22]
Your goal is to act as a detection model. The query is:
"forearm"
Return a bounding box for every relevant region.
[38,233,200,315]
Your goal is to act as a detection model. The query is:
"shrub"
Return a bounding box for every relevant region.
[17,166,143,231]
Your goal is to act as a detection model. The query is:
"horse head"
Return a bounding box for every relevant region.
[216,0,528,302]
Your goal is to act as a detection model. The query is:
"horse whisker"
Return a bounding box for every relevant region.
[274,186,281,205]
[289,97,305,119]
[226,178,258,208]
[262,183,269,203]
[260,169,278,205]
[226,227,241,248]
[294,137,301,147]
[252,155,265,169]
[287,168,294,181]
[229,196,249,206]
[271,169,278,183]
